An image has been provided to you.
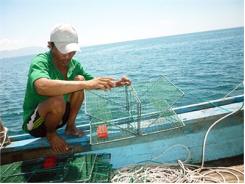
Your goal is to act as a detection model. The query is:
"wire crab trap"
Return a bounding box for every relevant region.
[85,86,141,144]
[85,75,184,145]
[136,75,185,135]
[0,153,112,183]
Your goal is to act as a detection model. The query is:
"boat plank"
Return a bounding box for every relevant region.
[3,134,89,152]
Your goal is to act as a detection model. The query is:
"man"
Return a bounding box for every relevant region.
[22,24,131,153]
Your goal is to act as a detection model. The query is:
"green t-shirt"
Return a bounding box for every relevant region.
[22,51,93,132]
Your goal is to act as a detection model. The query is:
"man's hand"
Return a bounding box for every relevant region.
[115,76,132,87]
[85,77,115,90]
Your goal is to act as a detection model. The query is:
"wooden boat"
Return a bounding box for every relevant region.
[1,95,243,168]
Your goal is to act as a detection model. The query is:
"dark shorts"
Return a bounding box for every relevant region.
[28,103,70,137]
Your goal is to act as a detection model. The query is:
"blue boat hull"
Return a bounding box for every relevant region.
[2,95,244,168]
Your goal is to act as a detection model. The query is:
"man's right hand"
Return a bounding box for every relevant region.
[85,77,115,90]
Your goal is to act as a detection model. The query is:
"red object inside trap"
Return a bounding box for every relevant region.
[97,125,108,139]
[43,156,57,169]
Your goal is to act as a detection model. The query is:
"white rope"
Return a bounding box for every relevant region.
[0,127,8,149]
[152,144,191,163]
[224,81,244,98]
[111,103,244,183]
[111,163,243,183]
[201,102,244,169]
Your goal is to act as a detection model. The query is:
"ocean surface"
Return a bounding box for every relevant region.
[0,27,243,136]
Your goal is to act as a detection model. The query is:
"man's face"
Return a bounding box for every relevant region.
[52,46,76,67]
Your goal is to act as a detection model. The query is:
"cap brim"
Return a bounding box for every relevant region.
[55,42,80,54]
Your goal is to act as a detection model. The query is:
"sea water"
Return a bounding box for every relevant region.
[0,27,243,135]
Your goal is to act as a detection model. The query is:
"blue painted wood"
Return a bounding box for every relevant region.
[9,125,90,142]
[174,95,243,114]
[88,115,243,168]
[2,134,90,153]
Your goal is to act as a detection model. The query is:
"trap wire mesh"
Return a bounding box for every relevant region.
[85,75,184,144]
[0,153,112,183]
[137,75,185,135]
[85,86,141,144]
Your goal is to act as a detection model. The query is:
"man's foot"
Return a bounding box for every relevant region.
[65,126,84,137]
[46,132,70,153]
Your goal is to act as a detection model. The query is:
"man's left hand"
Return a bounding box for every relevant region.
[115,76,131,87]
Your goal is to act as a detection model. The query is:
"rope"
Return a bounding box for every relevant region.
[200,101,244,168]
[111,161,244,183]
[111,102,244,183]
[224,81,244,98]
[152,144,191,163]
[0,127,8,149]
[177,81,244,113]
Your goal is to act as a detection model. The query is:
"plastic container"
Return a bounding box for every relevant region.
[97,125,108,139]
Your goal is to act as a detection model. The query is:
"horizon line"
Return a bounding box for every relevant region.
[1,26,243,52]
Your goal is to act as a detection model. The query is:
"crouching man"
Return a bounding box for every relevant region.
[22,24,131,153]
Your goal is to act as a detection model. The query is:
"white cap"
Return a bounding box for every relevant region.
[50,24,80,54]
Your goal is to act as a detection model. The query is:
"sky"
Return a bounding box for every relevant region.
[0,0,244,51]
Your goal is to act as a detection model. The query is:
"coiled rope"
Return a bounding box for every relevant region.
[111,102,244,183]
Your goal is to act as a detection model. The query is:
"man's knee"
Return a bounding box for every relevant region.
[39,96,66,116]
[50,96,66,114]
[74,75,85,81]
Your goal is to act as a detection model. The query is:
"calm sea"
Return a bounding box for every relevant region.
[0,27,243,136]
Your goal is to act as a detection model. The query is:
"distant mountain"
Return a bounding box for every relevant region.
[0,47,47,59]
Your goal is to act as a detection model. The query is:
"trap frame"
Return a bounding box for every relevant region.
[85,85,141,144]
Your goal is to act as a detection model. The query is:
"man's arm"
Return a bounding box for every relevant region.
[35,77,115,96]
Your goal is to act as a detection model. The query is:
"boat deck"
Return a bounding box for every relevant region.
[219,165,243,183]
[204,155,244,183]
[202,164,243,183]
